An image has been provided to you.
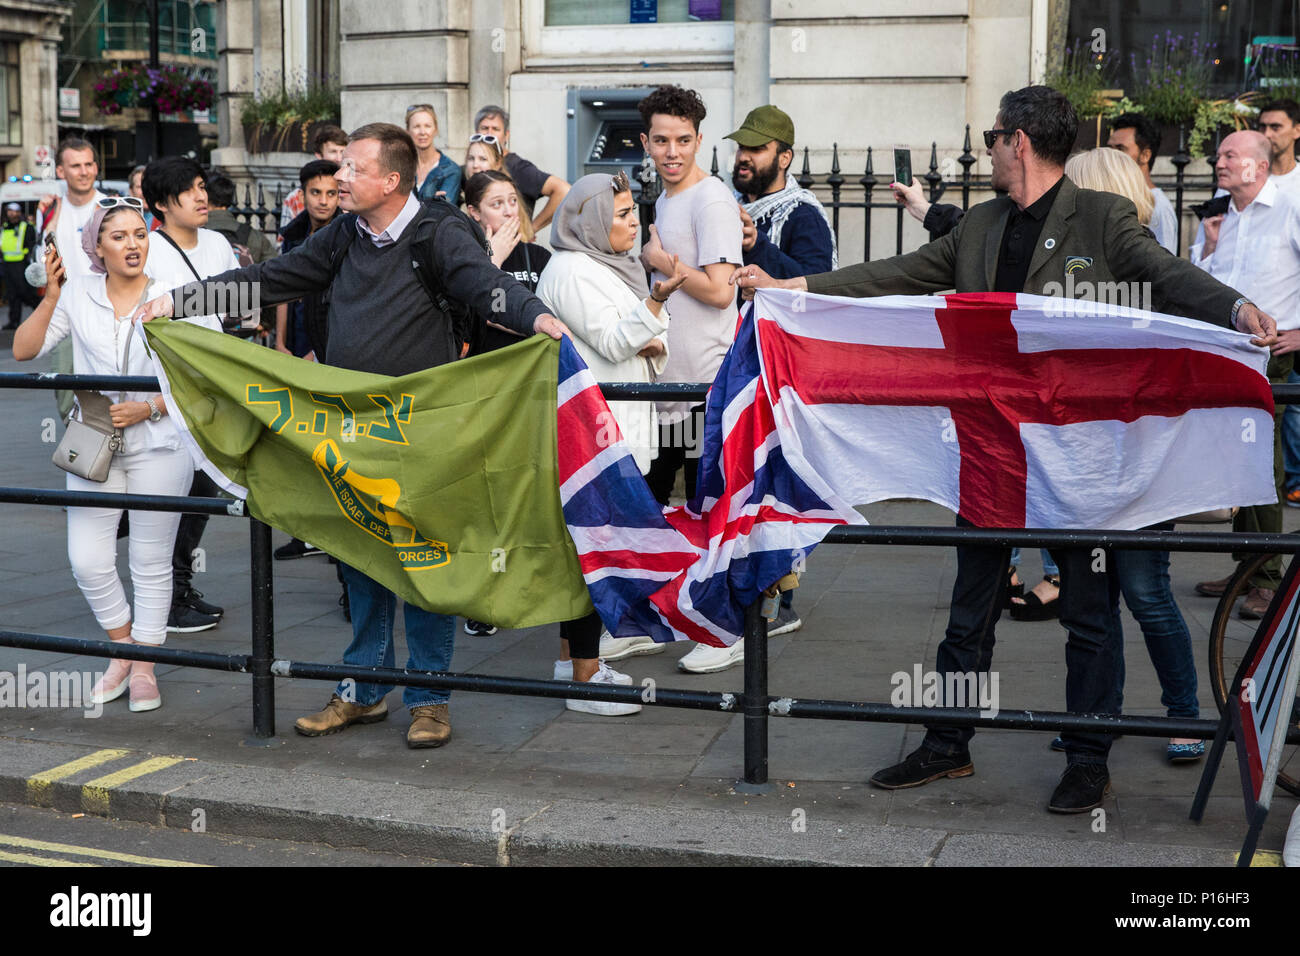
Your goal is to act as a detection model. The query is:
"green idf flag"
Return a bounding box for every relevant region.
[142,321,593,627]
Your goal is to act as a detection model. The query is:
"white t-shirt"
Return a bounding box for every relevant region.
[54,191,106,281]
[145,227,239,286]
[651,173,743,421]
[1270,164,1300,196]
[1149,187,1178,254]
[145,227,240,324]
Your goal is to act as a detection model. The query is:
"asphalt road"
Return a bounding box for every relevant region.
[0,802,462,867]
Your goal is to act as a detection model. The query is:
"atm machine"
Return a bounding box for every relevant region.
[566,87,658,213]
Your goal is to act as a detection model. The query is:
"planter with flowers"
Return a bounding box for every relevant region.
[93,64,214,118]
[239,72,341,155]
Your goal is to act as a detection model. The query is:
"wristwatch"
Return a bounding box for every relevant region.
[146,398,162,423]
[1230,296,1252,328]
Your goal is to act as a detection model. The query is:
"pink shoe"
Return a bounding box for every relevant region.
[89,659,132,705]
[128,672,161,713]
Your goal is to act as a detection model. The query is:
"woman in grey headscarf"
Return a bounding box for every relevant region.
[534,171,687,715]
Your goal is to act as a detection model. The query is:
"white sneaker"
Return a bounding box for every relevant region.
[678,638,744,674]
[565,661,641,716]
[597,632,665,661]
[552,658,634,685]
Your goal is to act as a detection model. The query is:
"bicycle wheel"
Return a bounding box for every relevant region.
[1207,551,1300,796]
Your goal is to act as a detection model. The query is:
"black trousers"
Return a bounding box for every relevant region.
[3,260,38,325]
[560,612,603,659]
[645,404,706,506]
[922,517,1125,766]
[171,470,221,596]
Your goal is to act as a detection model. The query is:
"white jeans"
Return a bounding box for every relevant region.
[66,446,192,645]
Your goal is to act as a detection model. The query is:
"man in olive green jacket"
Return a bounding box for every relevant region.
[734,85,1278,815]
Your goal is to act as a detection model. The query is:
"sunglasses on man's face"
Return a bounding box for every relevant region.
[983,129,1020,149]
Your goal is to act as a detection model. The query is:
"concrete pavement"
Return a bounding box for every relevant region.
[0,342,1293,865]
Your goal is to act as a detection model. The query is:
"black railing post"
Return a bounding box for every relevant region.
[827,142,843,249]
[796,146,813,190]
[860,147,876,263]
[249,518,276,741]
[1172,125,1190,256]
[958,124,976,211]
[711,145,720,179]
[254,182,271,233]
[734,599,772,793]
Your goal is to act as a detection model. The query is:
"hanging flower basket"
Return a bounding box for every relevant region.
[93,64,214,117]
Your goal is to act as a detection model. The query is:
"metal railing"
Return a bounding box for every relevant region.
[2,372,1298,790]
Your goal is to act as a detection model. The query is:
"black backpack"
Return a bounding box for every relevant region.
[321,199,491,357]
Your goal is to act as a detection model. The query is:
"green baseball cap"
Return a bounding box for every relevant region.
[725,105,796,148]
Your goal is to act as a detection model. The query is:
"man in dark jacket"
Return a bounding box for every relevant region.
[735,86,1278,815]
[135,123,570,751]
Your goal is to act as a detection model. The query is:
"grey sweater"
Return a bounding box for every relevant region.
[170,206,548,376]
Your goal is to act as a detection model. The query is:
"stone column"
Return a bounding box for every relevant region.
[732,0,770,124]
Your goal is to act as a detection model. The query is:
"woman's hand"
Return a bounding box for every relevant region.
[133,294,175,323]
[109,401,152,429]
[637,338,666,359]
[41,246,65,303]
[485,218,520,267]
[650,253,688,303]
[274,342,293,355]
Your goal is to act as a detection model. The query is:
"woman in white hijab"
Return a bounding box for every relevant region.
[535,171,687,715]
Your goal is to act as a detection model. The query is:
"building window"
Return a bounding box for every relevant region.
[0,41,20,147]
[1067,0,1298,97]
[546,0,733,27]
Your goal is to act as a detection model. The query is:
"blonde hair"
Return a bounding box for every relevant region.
[1065,148,1154,226]
[404,104,438,131]
[465,138,504,172]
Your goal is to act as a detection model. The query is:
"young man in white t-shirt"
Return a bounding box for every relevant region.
[636,84,743,506]
[601,85,744,673]
[141,157,240,636]
[37,139,107,418]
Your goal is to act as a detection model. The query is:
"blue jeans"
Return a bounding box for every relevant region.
[924,517,1124,765]
[336,563,455,709]
[1114,525,1198,720]
[1283,367,1300,492]
[1010,548,1059,577]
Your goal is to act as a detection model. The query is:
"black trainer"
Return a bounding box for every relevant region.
[1047,763,1111,813]
[869,744,974,790]
[464,619,498,636]
[176,586,223,619]
[167,604,220,633]
[274,538,324,560]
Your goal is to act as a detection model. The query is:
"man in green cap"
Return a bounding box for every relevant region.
[728,105,836,281]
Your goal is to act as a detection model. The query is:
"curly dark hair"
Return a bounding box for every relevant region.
[638,84,707,133]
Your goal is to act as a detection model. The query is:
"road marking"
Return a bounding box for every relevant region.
[1236,849,1282,867]
[26,749,131,806]
[0,848,96,867]
[0,833,206,868]
[81,756,186,816]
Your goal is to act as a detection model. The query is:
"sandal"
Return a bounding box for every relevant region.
[1003,565,1024,609]
[1010,574,1060,621]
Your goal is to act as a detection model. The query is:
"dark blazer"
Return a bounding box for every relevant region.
[805,177,1242,326]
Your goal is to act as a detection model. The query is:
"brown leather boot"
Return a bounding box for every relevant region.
[294,694,388,736]
[1239,587,1276,620]
[407,703,452,748]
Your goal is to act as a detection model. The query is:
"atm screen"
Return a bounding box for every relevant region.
[590,121,645,163]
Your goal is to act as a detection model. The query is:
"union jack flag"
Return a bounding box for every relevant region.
[560,289,1274,648]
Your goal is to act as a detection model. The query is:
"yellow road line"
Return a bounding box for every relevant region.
[26,749,131,806]
[0,834,206,868]
[81,756,186,816]
[1237,850,1282,867]
[0,848,96,867]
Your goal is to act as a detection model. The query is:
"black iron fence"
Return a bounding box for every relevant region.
[2,372,1298,794]
[227,125,1222,263]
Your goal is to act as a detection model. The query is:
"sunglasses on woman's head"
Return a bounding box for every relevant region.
[470,134,501,147]
[97,196,145,211]
[406,103,436,116]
